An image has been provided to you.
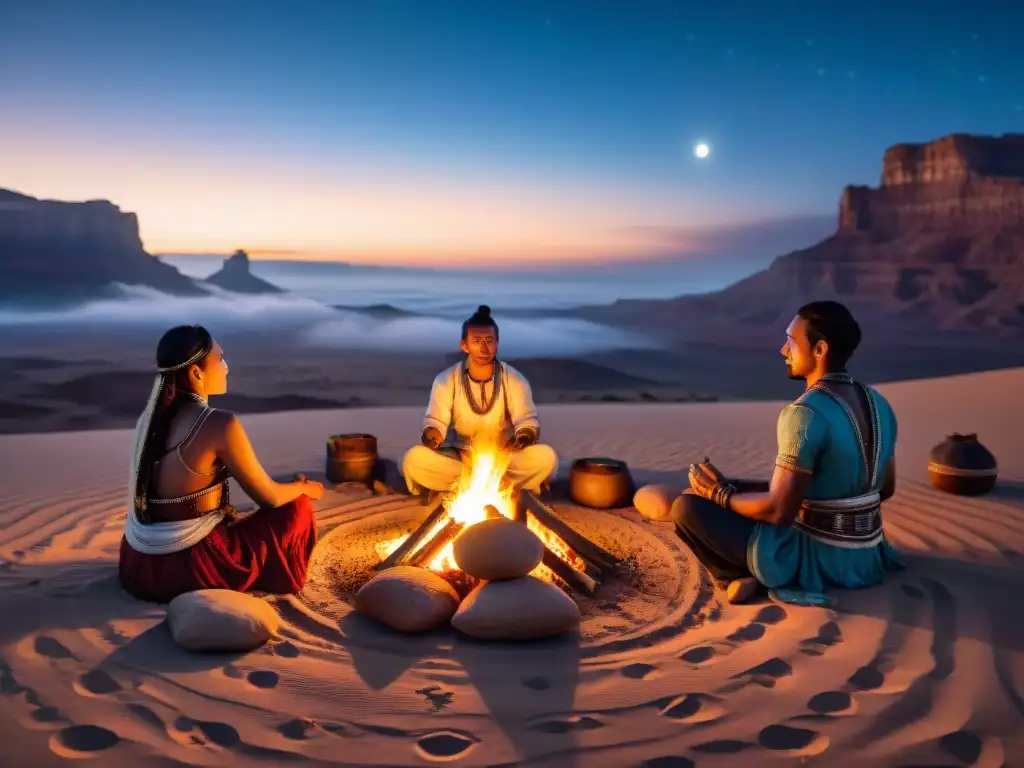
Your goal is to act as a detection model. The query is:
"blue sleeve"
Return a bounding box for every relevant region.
[775,403,828,475]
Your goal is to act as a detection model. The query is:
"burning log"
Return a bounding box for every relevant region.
[408,519,465,568]
[374,501,447,570]
[541,547,599,596]
[521,491,622,574]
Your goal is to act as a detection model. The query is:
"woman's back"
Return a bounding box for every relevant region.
[148,400,229,523]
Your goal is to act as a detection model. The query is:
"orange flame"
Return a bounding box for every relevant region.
[375,434,582,581]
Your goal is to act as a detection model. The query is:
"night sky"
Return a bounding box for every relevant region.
[1,1,1020,264]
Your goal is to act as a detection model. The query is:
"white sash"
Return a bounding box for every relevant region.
[123,377,226,555]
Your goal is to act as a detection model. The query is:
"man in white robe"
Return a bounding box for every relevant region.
[402,305,559,498]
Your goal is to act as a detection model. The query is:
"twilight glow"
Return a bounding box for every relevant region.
[1,2,1019,265]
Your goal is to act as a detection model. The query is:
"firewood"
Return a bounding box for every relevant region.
[513,493,528,523]
[541,548,600,596]
[521,491,621,574]
[408,519,465,569]
[374,501,447,570]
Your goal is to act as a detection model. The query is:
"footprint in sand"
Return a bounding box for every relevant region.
[31,706,64,724]
[731,657,792,689]
[414,730,478,761]
[728,622,766,642]
[174,716,241,749]
[278,718,317,740]
[33,636,76,660]
[847,663,885,692]
[530,715,605,734]
[621,663,659,680]
[221,664,245,680]
[657,694,725,724]
[73,670,123,697]
[48,724,120,757]
[271,640,301,658]
[758,724,829,756]
[939,730,983,764]
[521,676,551,690]
[246,670,280,689]
[753,604,787,624]
[801,620,843,656]
[807,690,856,716]
[680,646,715,664]
[634,757,695,767]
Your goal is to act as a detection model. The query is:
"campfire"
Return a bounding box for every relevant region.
[374,437,621,596]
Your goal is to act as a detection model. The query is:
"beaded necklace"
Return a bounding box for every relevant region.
[461,360,502,415]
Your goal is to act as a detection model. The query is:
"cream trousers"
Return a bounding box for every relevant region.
[402,444,559,495]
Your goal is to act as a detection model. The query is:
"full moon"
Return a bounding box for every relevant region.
[694,142,711,159]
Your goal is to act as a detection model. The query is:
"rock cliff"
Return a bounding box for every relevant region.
[205,250,283,294]
[0,188,205,302]
[578,133,1024,335]
[839,133,1024,235]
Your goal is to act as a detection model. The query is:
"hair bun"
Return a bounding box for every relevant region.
[476,305,491,317]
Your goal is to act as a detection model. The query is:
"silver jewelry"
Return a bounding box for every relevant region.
[182,391,209,406]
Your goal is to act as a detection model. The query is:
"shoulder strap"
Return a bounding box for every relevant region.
[810,380,879,492]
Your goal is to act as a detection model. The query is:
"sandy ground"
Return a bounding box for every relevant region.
[0,368,1022,766]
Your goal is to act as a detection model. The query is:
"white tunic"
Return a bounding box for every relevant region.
[423,361,540,450]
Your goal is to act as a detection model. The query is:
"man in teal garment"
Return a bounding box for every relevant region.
[673,300,905,605]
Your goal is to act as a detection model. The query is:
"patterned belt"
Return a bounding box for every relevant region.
[794,491,884,549]
[145,481,229,522]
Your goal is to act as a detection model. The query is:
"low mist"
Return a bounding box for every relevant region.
[0,285,653,357]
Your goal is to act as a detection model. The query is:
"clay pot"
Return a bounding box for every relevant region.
[326,433,378,484]
[569,457,633,509]
[927,433,998,496]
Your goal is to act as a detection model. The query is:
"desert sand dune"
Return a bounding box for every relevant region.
[0,369,1022,766]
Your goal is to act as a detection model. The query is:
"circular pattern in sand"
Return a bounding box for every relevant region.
[300,495,708,656]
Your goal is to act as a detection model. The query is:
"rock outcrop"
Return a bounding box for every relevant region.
[577,133,1024,334]
[840,133,1024,236]
[0,187,205,302]
[205,250,282,294]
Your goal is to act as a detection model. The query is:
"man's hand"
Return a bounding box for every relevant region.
[688,457,736,508]
[421,427,443,450]
[511,427,538,450]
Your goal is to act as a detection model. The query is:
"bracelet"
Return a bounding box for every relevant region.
[712,483,736,508]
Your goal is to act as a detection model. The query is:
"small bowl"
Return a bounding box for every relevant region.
[569,457,633,509]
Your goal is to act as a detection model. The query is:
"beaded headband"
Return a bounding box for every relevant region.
[157,345,207,374]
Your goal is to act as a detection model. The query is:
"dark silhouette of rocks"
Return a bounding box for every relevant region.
[0,187,206,303]
[575,133,1024,334]
[205,250,283,294]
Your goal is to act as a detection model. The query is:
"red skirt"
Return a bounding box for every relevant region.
[119,495,318,603]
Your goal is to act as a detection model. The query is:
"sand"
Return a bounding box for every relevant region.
[0,368,1022,766]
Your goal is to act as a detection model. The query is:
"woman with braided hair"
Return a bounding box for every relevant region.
[119,325,323,603]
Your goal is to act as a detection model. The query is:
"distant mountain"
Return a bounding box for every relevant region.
[0,187,207,303]
[205,250,283,294]
[573,133,1024,335]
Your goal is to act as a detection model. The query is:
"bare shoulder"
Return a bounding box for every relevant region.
[203,408,242,442]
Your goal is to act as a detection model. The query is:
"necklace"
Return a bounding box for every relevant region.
[182,391,209,406]
[462,360,501,415]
